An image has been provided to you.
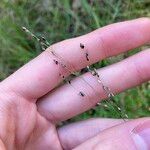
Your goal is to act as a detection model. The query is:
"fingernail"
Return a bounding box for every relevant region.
[132,120,150,150]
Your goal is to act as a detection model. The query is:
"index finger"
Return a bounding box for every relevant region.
[1,18,150,100]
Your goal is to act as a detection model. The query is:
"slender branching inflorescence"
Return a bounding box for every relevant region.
[80,43,128,121]
[22,26,128,121]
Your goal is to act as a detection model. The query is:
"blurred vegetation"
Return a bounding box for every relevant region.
[0,0,150,121]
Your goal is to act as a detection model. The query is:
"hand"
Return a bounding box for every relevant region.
[0,18,150,150]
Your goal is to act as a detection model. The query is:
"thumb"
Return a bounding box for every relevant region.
[74,118,150,150]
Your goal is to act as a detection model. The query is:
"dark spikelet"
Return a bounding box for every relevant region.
[79,91,85,97]
[22,26,128,121]
[80,43,85,49]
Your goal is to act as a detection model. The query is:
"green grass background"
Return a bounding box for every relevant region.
[0,0,150,121]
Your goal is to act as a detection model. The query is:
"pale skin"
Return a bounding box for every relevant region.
[0,18,150,150]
